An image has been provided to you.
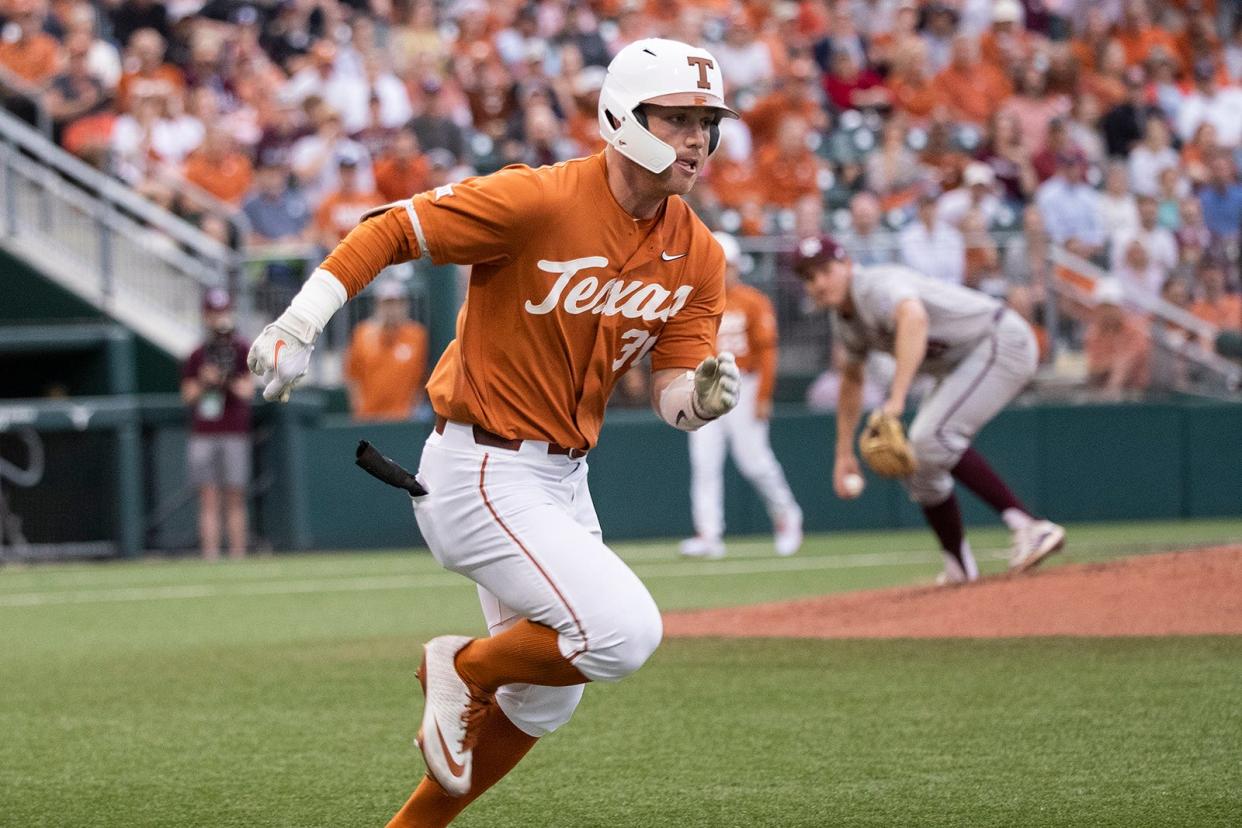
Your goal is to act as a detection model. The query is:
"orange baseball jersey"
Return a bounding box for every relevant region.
[322,152,726,450]
[344,319,429,420]
[715,283,778,403]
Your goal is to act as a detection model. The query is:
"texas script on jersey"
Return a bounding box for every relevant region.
[524,256,695,322]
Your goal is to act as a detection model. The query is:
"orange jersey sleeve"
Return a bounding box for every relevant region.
[410,165,551,266]
[649,237,726,373]
[319,206,421,297]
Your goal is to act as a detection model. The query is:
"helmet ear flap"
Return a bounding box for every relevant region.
[708,122,720,155]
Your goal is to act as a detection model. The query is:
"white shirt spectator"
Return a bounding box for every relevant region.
[899,218,965,284]
[1127,144,1179,197]
[1035,176,1106,248]
[1175,87,1242,147]
[110,113,203,183]
[1098,192,1141,237]
[1110,225,1177,276]
[936,186,1002,228]
[713,39,775,92]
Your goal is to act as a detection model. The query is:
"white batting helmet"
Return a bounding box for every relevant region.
[598,38,739,174]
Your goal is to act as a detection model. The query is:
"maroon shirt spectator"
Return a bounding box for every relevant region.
[181,301,253,435]
[822,49,890,112]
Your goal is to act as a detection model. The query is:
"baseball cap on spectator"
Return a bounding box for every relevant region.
[712,231,742,267]
[992,0,1022,25]
[374,279,407,301]
[964,162,995,187]
[203,288,233,312]
[1093,278,1125,307]
[792,235,848,277]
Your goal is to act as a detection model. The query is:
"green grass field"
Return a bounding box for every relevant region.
[3,519,1241,827]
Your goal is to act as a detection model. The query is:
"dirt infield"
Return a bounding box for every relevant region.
[664,546,1242,639]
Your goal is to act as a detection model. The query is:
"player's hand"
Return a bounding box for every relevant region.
[248,321,315,403]
[833,453,862,499]
[692,352,739,419]
[880,396,904,418]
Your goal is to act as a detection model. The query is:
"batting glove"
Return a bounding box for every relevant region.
[247,314,316,403]
[692,352,740,419]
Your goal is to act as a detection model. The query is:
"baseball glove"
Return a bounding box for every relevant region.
[858,411,917,478]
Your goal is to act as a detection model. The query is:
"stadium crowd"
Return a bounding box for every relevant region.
[2,0,1242,394]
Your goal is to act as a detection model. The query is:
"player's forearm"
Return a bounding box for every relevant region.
[888,301,928,408]
[835,363,864,456]
[755,345,777,405]
[320,208,419,298]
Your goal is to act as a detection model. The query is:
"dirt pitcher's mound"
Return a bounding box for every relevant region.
[664,546,1242,639]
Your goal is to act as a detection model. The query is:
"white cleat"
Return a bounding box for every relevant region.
[415,635,493,797]
[774,508,803,557]
[1009,520,1066,573]
[679,536,726,559]
[935,546,979,586]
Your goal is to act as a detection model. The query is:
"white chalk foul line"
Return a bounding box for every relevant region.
[0,547,982,608]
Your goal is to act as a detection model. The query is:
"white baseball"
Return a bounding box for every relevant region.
[842,473,865,499]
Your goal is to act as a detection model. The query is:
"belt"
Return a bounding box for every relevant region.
[434,415,588,459]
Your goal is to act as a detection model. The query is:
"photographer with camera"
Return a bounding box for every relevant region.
[180,289,254,560]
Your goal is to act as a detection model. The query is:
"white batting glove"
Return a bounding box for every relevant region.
[247,318,315,403]
[692,352,740,419]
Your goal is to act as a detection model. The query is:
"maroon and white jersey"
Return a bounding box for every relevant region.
[834,263,1003,377]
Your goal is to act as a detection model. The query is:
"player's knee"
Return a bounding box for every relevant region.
[578,595,663,681]
[907,468,954,506]
[907,425,954,471]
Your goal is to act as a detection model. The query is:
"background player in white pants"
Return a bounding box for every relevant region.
[793,235,1065,584]
[246,38,741,827]
[681,232,803,558]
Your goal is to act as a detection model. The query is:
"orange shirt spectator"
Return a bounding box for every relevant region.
[1190,262,1242,330]
[183,130,254,206]
[1085,293,1151,393]
[0,15,60,85]
[751,116,822,208]
[314,159,384,246]
[702,154,758,209]
[374,132,430,202]
[344,281,429,421]
[115,29,184,113]
[744,62,826,149]
[934,37,1013,125]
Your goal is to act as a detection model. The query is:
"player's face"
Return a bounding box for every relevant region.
[643,105,719,195]
[802,260,852,309]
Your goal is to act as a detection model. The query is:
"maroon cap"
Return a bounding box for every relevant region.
[792,235,848,276]
[202,287,233,311]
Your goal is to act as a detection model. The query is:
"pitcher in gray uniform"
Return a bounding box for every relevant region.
[793,235,1065,583]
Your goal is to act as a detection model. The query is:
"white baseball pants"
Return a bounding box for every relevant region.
[905,310,1039,505]
[687,372,800,540]
[411,421,662,736]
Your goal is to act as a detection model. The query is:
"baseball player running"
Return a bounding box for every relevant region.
[681,231,803,559]
[247,39,740,827]
[792,236,1065,584]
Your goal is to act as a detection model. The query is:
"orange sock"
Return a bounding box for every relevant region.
[454,619,588,692]
[385,706,538,828]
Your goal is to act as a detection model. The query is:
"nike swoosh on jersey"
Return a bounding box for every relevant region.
[661,251,687,261]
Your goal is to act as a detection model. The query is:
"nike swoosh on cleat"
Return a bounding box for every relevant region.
[434,721,467,777]
[661,251,687,261]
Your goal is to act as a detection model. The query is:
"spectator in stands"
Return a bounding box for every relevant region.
[1127,115,1178,197]
[961,207,1003,292]
[1099,66,1156,158]
[922,3,959,74]
[1198,150,1242,243]
[115,28,184,114]
[107,0,170,52]
[1176,58,1242,149]
[282,40,372,135]
[997,59,1070,156]
[374,130,429,203]
[1115,237,1165,297]
[744,57,827,151]
[1035,149,1106,259]
[933,34,1012,126]
[1002,205,1052,296]
[752,115,824,209]
[243,160,310,247]
[886,38,938,121]
[822,47,889,112]
[1111,194,1177,285]
[110,87,203,184]
[900,188,965,284]
[1181,122,1219,189]
[864,115,922,201]
[290,107,374,207]
[976,110,1037,203]
[1099,160,1141,237]
[936,161,1002,228]
[180,289,253,561]
[1085,278,1151,396]
[839,191,897,265]
[312,154,383,249]
[714,10,775,93]
[183,126,254,206]
[1030,116,1075,183]
[1065,91,1107,166]
[979,0,1034,76]
[408,77,468,162]
[43,30,107,144]
[1189,257,1242,331]
[1176,195,1215,264]
[61,2,120,92]
[344,279,429,422]
[0,0,61,91]
[1154,167,1188,231]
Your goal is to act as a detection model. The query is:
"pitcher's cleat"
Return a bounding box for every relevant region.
[1009,520,1066,573]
